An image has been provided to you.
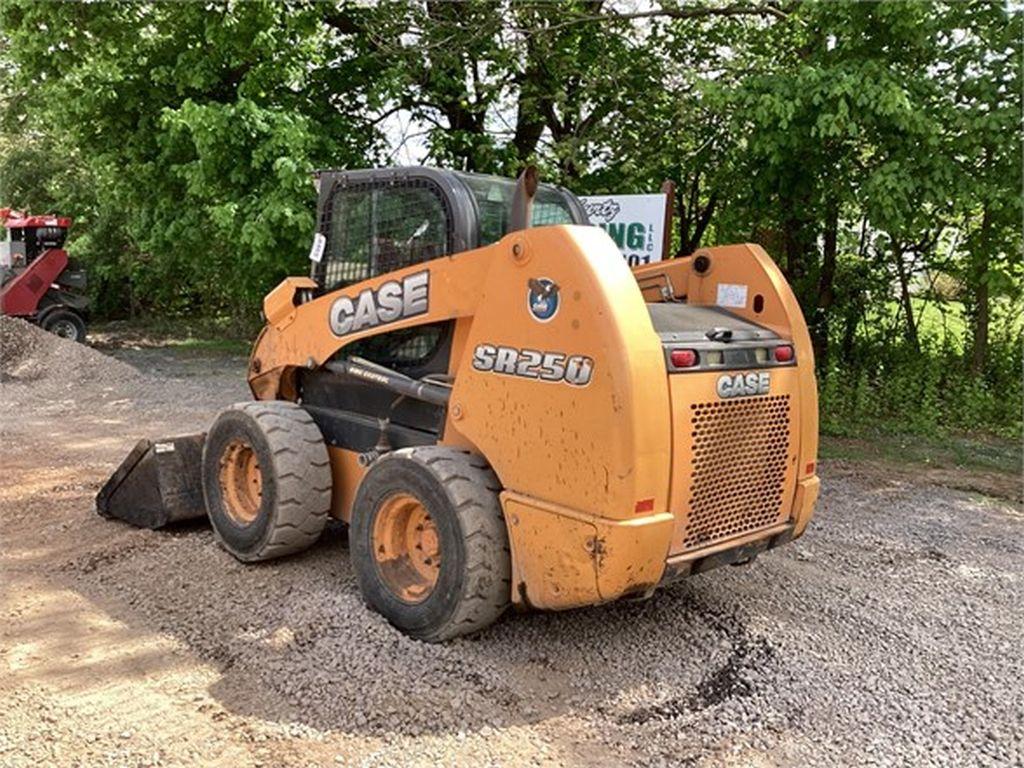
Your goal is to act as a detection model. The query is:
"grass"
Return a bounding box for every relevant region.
[170,336,252,354]
[89,319,254,355]
[859,297,1021,364]
[820,430,1022,477]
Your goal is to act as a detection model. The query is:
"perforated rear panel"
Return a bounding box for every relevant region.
[682,395,792,550]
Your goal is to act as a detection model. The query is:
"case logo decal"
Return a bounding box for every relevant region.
[717,372,770,398]
[329,271,429,337]
[527,277,559,322]
[472,344,593,387]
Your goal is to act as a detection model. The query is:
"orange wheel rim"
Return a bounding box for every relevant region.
[218,439,263,524]
[372,493,440,603]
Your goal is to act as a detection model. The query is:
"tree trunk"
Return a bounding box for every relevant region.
[813,198,839,368]
[892,238,920,352]
[970,204,991,376]
[511,108,545,164]
[779,185,814,281]
[676,172,717,255]
[422,2,488,171]
[782,216,802,281]
[780,205,816,313]
[840,217,869,363]
[840,302,861,362]
[510,19,551,165]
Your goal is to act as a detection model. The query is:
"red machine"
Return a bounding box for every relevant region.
[0,208,88,341]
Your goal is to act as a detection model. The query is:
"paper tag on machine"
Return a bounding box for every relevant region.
[716,283,748,309]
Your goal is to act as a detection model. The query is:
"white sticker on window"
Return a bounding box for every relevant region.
[308,232,326,263]
[716,283,748,309]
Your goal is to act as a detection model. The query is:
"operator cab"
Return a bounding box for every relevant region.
[310,167,588,292]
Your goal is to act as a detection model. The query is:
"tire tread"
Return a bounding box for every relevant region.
[206,401,331,562]
[395,446,511,641]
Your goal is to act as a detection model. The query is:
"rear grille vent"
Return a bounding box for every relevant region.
[684,395,791,550]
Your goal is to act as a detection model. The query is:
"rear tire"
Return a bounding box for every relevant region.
[202,401,332,562]
[40,308,86,343]
[351,447,511,642]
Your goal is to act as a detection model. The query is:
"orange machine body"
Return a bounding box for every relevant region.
[250,224,819,611]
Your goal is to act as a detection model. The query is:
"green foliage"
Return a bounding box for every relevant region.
[1,0,379,317]
[0,0,1020,439]
[821,299,1022,439]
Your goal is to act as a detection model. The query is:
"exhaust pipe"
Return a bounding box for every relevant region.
[509,165,538,232]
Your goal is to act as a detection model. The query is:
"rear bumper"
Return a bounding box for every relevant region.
[503,474,819,611]
[502,491,674,610]
[661,473,819,582]
[792,474,820,536]
[662,522,794,582]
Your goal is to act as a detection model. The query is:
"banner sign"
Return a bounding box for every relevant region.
[580,193,668,266]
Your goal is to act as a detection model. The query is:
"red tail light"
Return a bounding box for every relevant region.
[634,497,655,514]
[774,344,794,363]
[670,349,698,368]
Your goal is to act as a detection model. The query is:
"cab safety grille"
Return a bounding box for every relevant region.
[683,395,791,550]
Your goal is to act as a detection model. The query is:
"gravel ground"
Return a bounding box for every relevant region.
[1,318,1021,767]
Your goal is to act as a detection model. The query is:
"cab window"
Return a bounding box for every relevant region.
[318,182,451,291]
[454,173,576,246]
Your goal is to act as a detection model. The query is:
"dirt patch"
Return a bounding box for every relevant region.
[828,458,1022,507]
[618,605,776,725]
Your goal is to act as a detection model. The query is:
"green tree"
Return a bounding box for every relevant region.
[934,2,1023,375]
[1,0,1019,438]
[1,1,380,316]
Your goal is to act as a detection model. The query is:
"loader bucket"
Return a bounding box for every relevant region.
[96,434,207,529]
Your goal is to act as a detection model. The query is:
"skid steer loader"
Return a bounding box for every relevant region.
[98,166,820,641]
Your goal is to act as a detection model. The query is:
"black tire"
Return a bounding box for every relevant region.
[351,447,511,642]
[202,401,332,562]
[40,308,86,343]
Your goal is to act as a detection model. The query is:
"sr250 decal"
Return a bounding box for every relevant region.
[472,344,594,387]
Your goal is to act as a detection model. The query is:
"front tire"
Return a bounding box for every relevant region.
[351,447,511,642]
[202,401,332,562]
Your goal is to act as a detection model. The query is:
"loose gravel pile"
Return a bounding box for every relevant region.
[0,316,247,423]
[1,334,1021,767]
[0,315,141,389]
